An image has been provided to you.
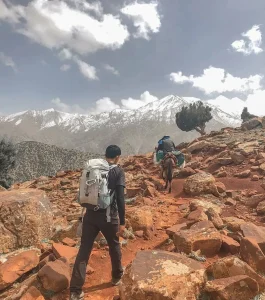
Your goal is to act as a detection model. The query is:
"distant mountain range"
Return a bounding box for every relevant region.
[0,95,241,155]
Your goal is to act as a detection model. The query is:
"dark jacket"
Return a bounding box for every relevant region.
[157,139,176,153]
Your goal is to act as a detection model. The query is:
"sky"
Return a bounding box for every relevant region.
[0,0,265,116]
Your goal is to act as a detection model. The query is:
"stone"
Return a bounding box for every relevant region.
[206,207,224,230]
[256,200,265,214]
[217,157,233,165]
[0,189,53,253]
[52,243,78,262]
[235,170,251,178]
[0,250,39,290]
[38,258,70,293]
[190,220,215,231]
[205,275,259,300]
[183,173,218,196]
[226,190,237,198]
[86,265,95,275]
[240,223,265,253]
[260,163,265,174]
[0,186,6,192]
[187,141,211,153]
[215,182,226,194]
[119,251,205,300]
[178,167,196,178]
[126,187,142,198]
[244,194,265,208]
[190,199,222,214]
[134,230,144,238]
[216,171,228,178]
[221,235,240,254]
[21,286,44,300]
[166,223,187,238]
[56,171,66,177]
[62,237,77,247]
[240,237,265,273]
[222,217,245,232]
[187,209,208,225]
[261,180,265,190]
[39,254,56,270]
[241,118,262,131]
[225,198,236,206]
[231,152,245,165]
[173,226,222,256]
[126,207,154,238]
[252,175,259,181]
[207,256,265,292]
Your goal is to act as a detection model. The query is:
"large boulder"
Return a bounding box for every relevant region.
[126,207,154,238]
[231,152,245,165]
[222,217,246,232]
[207,256,265,292]
[240,223,265,253]
[187,141,211,153]
[173,224,222,256]
[183,173,218,196]
[119,250,206,300]
[0,250,39,290]
[38,257,70,293]
[205,275,258,300]
[21,286,44,300]
[0,189,53,253]
[240,237,265,273]
[241,118,262,131]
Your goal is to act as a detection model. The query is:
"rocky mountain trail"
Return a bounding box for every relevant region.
[1,126,265,299]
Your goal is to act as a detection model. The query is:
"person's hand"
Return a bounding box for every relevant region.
[116,225,126,237]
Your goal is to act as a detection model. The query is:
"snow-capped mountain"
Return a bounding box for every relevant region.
[0,95,241,154]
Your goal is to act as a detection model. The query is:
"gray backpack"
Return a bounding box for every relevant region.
[78,159,116,222]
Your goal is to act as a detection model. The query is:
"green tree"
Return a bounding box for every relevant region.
[241,107,257,123]
[0,139,16,188]
[175,101,213,135]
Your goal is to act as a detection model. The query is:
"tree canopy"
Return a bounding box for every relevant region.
[241,107,257,123]
[0,139,16,188]
[175,101,213,135]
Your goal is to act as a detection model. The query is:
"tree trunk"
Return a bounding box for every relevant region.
[195,124,206,136]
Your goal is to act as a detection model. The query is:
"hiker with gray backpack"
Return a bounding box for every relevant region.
[70,145,126,300]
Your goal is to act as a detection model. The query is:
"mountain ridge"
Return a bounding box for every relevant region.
[0,95,241,155]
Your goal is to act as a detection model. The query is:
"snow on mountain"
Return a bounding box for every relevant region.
[0,95,241,154]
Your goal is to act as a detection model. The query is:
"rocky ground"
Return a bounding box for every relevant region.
[1,117,265,300]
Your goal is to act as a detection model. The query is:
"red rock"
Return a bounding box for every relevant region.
[226,190,237,198]
[178,167,196,178]
[256,200,265,215]
[251,175,259,181]
[221,235,240,254]
[184,173,218,196]
[207,256,265,292]
[217,157,233,165]
[215,182,226,193]
[0,189,53,253]
[126,207,154,239]
[134,230,144,238]
[173,226,222,257]
[224,198,236,206]
[240,223,265,253]
[231,152,245,165]
[244,194,265,208]
[205,275,258,300]
[235,169,251,178]
[39,254,56,270]
[190,221,215,231]
[166,223,187,238]
[187,209,208,225]
[62,237,77,247]
[38,257,70,293]
[240,237,265,273]
[21,286,44,300]
[52,243,78,262]
[0,250,39,290]
[206,207,224,230]
[126,187,142,198]
[119,251,205,300]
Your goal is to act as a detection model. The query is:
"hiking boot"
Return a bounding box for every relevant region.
[111,277,122,286]
[70,291,84,300]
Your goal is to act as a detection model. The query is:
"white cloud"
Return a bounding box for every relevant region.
[51,97,120,114]
[0,52,17,72]
[121,91,158,109]
[231,25,263,55]
[58,48,73,60]
[66,0,103,16]
[1,0,130,55]
[121,1,161,40]
[170,66,263,95]
[103,64,119,76]
[60,64,71,71]
[74,58,98,80]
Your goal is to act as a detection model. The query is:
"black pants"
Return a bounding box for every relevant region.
[70,209,123,293]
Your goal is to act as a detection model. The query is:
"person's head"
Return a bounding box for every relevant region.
[105,145,121,163]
